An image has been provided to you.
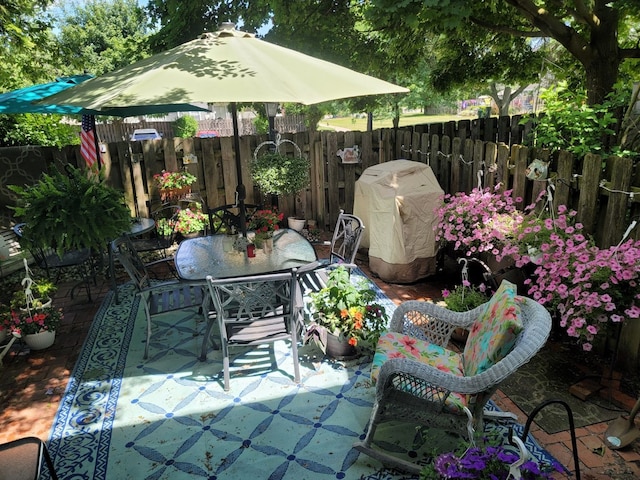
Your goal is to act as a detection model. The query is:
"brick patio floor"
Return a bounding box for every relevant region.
[1,243,640,479]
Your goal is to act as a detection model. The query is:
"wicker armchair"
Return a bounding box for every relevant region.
[354,284,552,474]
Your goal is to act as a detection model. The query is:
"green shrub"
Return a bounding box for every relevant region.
[523,81,621,157]
[174,115,199,138]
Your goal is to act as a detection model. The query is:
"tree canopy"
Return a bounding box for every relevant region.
[364,0,640,105]
[0,0,57,90]
[54,0,152,76]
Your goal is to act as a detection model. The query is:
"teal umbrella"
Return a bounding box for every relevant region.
[0,75,208,116]
[0,75,94,115]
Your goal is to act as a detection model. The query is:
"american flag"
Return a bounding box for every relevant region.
[81,114,98,168]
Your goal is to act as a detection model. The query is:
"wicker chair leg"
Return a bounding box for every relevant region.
[352,400,426,474]
[352,441,422,475]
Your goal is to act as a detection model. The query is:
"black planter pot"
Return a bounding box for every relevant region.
[325,332,359,360]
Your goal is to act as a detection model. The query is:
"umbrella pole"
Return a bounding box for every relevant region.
[231,103,247,236]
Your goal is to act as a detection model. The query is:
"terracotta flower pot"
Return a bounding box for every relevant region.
[160,186,191,201]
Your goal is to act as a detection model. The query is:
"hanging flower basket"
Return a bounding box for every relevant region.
[160,186,192,201]
[153,170,197,201]
[0,260,62,348]
[24,330,56,350]
[251,135,310,197]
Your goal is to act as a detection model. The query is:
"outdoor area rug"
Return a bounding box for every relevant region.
[46,269,562,479]
[499,343,621,434]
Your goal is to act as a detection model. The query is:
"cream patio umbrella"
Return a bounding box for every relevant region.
[39,22,409,234]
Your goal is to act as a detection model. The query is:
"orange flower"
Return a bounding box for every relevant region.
[340,309,349,318]
[354,320,363,329]
[348,337,358,346]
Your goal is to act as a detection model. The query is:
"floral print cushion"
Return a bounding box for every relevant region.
[371,331,470,413]
[462,280,523,377]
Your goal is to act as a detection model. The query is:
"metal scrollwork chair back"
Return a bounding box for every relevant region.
[207,203,261,234]
[204,270,300,391]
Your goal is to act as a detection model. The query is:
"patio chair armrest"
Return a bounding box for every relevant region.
[138,279,206,296]
[145,256,176,270]
[390,300,483,347]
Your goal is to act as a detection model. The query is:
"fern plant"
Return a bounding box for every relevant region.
[9,166,132,256]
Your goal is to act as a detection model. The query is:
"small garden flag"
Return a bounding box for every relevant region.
[81,114,100,168]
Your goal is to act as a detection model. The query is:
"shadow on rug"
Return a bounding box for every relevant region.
[45,273,562,480]
[499,343,622,434]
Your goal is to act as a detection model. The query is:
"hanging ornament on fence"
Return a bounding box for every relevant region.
[525,159,549,181]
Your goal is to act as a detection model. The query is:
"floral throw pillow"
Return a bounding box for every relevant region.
[371,331,469,413]
[462,280,522,376]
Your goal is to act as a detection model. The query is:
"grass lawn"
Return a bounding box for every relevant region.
[317,113,462,131]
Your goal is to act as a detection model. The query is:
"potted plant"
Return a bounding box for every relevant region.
[305,266,388,358]
[435,186,525,261]
[1,276,62,351]
[248,208,284,251]
[441,283,491,312]
[441,283,491,343]
[153,169,197,201]
[250,149,311,229]
[501,205,640,352]
[420,439,561,479]
[174,206,207,239]
[9,166,132,257]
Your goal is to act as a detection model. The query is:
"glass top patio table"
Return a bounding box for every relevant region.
[174,229,317,280]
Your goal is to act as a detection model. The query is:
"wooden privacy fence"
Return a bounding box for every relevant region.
[1,126,638,245]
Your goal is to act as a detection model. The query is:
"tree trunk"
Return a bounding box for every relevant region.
[583,4,620,105]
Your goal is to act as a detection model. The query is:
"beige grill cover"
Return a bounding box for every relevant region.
[354,160,444,283]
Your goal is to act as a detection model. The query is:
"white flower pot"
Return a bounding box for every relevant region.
[24,330,56,350]
[288,217,305,231]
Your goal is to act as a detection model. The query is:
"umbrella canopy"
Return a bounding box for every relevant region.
[0,75,94,115]
[0,75,208,116]
[38,24,408,108]
[39,22,409,234]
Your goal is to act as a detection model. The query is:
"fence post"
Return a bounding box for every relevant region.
[577,153,602,237]
[554,150,574,209]
[439,135,451,195]
[484,142,497,190]
[462,139,475,192]
[496,143,510,190]
[600,156,634,248]
[451,137,463,194]
[511,145,529,209]
[473,139,485,189]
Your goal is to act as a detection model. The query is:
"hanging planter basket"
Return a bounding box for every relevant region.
[24,330,56,350]
[251,135,310,198]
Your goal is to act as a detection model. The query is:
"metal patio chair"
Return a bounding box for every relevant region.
[0,436,59,480]
[12,223,96,301]
[203,270,300,391]
[297,209,365,296]
[129,204,181,260]
[111,235,206,359]
[206,203,262,235]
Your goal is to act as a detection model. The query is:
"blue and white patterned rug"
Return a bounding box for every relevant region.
[46,270,562,479]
